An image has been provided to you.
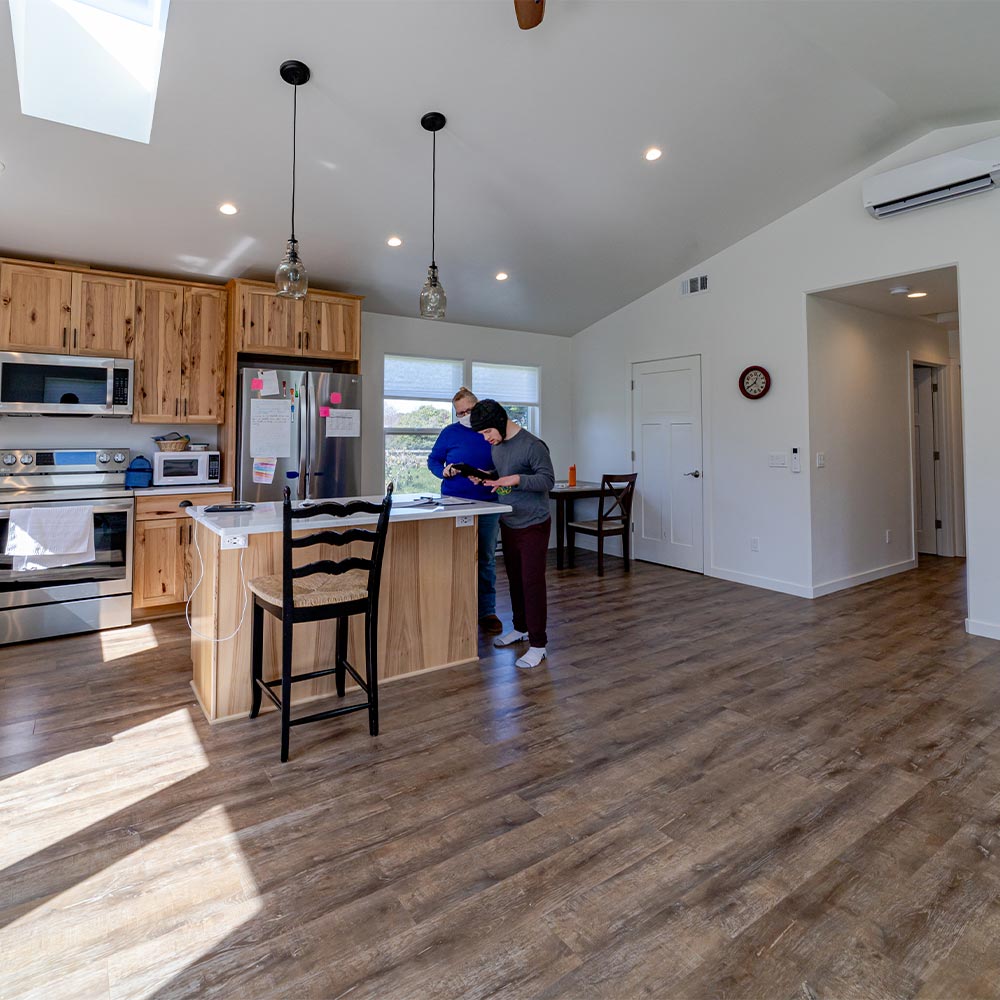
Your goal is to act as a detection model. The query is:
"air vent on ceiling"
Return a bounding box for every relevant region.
[681,274,709,296]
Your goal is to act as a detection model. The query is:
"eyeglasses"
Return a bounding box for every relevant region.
[455,406,473,417]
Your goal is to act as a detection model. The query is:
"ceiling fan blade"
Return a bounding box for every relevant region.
[514,0,545,30]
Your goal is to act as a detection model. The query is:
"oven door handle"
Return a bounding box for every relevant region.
[0,501,134,518]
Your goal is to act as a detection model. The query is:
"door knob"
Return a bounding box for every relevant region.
[684,470,701,478]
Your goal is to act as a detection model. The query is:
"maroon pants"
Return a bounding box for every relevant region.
[499,518,550,647]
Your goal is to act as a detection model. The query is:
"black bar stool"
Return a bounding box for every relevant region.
[248,484,393,762]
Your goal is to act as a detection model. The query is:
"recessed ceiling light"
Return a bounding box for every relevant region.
[889,285,910,295]
[386,236,403,247]
[495,272,509,281]
[218,202,238,215]
[907,291,928,298]
[644,147,662,162]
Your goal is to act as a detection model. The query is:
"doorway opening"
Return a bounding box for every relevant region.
[807,265,965,597]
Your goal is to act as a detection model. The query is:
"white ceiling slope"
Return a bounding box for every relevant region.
[1,1,1000,337]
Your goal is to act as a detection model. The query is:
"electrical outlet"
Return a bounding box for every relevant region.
[816,452,826,468]
[222,534,248,550]
[750,537,760,552]
[885,529,892,545]
[455,515,473,528]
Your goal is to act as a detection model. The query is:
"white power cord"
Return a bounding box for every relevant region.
[185,522,249,642]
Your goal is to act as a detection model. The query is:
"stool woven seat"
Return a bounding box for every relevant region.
[248,569,368,608]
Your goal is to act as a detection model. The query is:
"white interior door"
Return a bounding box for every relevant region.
[632,356,704,571]
[913,365,939,555]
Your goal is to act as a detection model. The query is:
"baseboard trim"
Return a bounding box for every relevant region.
[965,618,1000,641]
[708,566,813,599]
[811,559,917,599]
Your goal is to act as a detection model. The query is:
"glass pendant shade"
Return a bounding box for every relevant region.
[276,238,308,299]
[419,263,446,319]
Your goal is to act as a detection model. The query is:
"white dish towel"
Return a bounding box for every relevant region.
[5,505,96,571]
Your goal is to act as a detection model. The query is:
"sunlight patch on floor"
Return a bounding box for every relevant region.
[99,622,160,663]
[2,804,261,1000]
[0,709,206,868]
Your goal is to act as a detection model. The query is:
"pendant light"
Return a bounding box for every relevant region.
[275,60,310,299]
[419,111,447,319]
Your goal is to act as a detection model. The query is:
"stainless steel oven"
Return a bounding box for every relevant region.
[0,352,134,416]
[0,448,133,644]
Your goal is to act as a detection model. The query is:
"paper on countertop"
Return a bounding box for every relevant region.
[250,398,292,457]
[325,408,360,438]
[252,458,277,484]
[260,370,280,396]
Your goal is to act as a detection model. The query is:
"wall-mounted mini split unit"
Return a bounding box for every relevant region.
[863,135,1000,219]
[681,274,709,295]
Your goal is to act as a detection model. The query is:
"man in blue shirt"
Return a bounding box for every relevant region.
[428,387,502,633]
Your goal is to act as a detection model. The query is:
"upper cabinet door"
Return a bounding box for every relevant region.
[134,281,184,423]
[239,285,304,355]
[306,293,360,359]
[182,287,227,423]
[73,273,135,358]
[0,263,73,353]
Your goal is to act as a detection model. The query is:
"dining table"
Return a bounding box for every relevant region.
[549,480,603,570]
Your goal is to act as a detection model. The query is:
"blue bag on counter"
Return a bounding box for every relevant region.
[124,455,153,489]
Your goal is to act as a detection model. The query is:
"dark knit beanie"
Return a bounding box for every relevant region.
[470,399,508,437]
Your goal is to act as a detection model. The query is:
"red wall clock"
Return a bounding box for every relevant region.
[739,365,771,399]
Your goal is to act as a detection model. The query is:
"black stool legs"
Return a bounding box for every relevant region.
[280,616,294,763]
[365,611,379,737]
[250,602,264,719]
[335,616,348,698]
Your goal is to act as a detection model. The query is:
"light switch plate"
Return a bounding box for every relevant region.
[768,452,788,468]
[816,452,826,468]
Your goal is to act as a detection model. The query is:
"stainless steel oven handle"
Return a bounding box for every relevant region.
[0,501,134,517]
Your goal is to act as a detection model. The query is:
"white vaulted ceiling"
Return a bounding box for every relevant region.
[1,1,999,336]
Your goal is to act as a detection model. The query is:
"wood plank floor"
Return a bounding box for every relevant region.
[2,554,1000,999]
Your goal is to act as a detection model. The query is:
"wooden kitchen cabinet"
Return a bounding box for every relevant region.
[134,281,227,424]
[0,263,74,353]
[133,519,187,608]
[133,490,233,612]
[73,272,135,357]
[182,287,227,423]
[0,263,136,358]
[134,281,185,422]
[305,290,359,358]
[237,282,305,356]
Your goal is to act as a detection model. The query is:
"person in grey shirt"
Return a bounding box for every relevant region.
[469,399,555,669]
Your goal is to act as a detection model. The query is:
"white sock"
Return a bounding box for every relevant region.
[494,630,529,648]
[515,647,547,669]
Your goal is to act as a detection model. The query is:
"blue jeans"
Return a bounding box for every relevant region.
[478,513,501,618]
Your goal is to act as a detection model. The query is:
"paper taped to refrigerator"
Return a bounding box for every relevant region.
[252,458,277,484]
[250,398,292,457]
[260,370,280,396]
[325,408,361,438]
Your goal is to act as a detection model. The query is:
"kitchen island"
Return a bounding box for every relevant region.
[186,495,510,722]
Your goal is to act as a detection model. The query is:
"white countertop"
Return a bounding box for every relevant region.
[186,494,511,537]
[133,485,233,497]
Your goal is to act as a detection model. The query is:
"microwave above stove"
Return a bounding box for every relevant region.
[152,451,221,486]
[0,352,133,416]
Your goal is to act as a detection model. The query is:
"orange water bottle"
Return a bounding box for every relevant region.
[568,464,577,487]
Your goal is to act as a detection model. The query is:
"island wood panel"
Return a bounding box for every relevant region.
[193,515,479,721]
[0,263,73,352]
[190,520,220,717]
[73,272,134,357]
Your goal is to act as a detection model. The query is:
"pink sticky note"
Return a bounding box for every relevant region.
[319,406,330,417]
[329,392,342,404]
[251,378,264,390]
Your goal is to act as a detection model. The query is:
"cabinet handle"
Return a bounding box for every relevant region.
[305,330,309,351]
[175,398,179,417]
[63,328,67,348]
[73,328,77,350]
[184,399,188,417]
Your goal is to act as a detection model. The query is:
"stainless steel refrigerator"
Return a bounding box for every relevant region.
[236,363,363,503]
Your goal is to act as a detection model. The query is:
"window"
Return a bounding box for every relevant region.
[472,362,540,435]
[384,355,462,493]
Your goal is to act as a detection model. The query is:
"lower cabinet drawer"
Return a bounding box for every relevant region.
[136,491,232,521]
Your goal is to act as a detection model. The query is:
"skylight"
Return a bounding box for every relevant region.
[8,0,170,144]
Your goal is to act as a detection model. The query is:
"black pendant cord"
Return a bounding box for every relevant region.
[431,130,436,268]
[290,84,298,244]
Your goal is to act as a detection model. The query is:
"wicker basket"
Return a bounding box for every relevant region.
[155,438,190,452]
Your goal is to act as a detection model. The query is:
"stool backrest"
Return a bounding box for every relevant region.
[281,484,394,609]
[598,473,638,526]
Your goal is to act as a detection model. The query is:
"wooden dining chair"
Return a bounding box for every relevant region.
[567,473,638,576]
[248,484,393,762]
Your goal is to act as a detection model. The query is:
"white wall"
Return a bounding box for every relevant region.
[807,297,951,593]
[572,119,1000,636]
[1,417,217,460]
[359,311,573,496]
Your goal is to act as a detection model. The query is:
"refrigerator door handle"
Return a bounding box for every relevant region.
[303,379,311,500]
